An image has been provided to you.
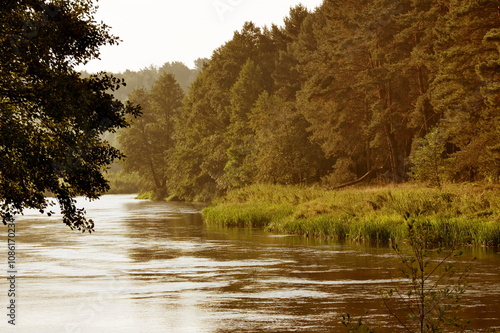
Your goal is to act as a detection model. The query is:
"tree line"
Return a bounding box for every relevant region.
[119,0,500,201]
[81,59,208,102]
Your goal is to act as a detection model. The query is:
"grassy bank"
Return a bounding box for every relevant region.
[202,183,500,246]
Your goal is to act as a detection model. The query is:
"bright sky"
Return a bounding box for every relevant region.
[77,0,324,73]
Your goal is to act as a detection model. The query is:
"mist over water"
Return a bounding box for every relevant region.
[1,195,499,332]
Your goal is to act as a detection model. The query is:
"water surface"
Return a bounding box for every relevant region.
[1,195,499,332]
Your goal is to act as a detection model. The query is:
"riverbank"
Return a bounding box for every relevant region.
[202,183,500,246]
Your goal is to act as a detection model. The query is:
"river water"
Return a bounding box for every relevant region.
[0,194,499,332]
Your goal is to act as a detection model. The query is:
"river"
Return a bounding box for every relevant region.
[0,194,499,332]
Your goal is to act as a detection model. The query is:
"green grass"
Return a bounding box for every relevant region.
[203,202,295,228]
[201,183,500,246]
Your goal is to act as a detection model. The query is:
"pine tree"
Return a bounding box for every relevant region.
[223,60,267,188]
[431,0,500,181]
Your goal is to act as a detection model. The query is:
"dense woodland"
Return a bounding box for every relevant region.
[115,0,500,201]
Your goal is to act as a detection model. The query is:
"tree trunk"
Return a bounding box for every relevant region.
[326,167,384,190]
[385,124,402,182]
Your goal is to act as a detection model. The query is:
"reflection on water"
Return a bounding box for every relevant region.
[0,195,499,332]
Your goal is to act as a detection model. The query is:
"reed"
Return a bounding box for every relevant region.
[201,183,500,246]
[203,202,295,228]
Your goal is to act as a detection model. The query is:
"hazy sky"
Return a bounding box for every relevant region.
[77,0,324,73]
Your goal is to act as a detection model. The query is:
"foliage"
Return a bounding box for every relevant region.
[223,59,267,188]
[0,0,140,231]
[105,170,141,194]
[115,1,499,200]
[118,73,184,198]
[430,0,500,182]
[382,218,473,332]
[342,218,474,333]
[81,60,206,102]
[409,128,447,187]
[341,312,376,333]
[168,22,279,200]
[249,93,329,184]
[322,158,358,187]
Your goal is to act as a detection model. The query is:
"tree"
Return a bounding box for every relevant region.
[342,218,472,333]
[118,74,184,199]
[105,62,201,103]
[409,128,447,188]
[249,92,328,184]
[169,22,277,200]
[0,0,139,231]
[295,0,384,183]
[223,60,267,188]
[430,0,500,181]
[383,218,472,332]
[272,5,311,100]
[159,61,197,92]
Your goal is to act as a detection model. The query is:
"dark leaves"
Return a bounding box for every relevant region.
[0,0,138,230]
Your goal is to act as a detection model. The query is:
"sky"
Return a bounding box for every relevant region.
[77,0,324,73]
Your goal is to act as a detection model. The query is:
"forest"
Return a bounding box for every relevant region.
[113,0,500,201]
[2,2,499,331]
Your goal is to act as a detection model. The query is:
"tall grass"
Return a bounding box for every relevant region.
[203,203,294,228]
[201,183,500,246]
